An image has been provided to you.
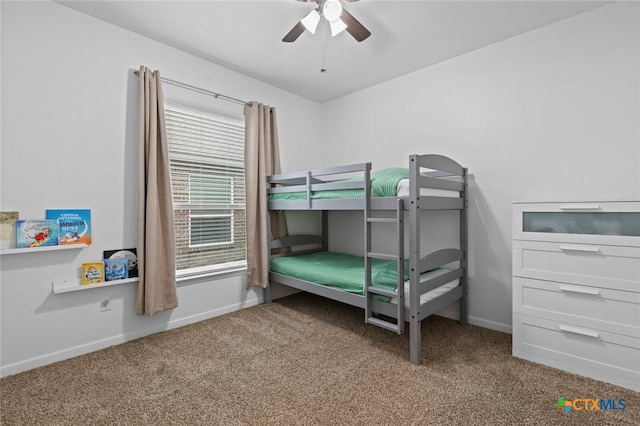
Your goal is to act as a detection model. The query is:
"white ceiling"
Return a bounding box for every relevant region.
[57,0,610,103]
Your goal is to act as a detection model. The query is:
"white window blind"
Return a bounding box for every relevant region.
[165,102,246,278]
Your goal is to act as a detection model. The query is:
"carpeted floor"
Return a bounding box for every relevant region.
[1,292,638,425]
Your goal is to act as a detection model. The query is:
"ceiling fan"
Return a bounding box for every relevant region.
[283,0,371,43]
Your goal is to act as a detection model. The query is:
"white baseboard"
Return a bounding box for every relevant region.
[468,315,512,334]
[161,298,262,332]
[0,298,262,378]
[436,305,512,334]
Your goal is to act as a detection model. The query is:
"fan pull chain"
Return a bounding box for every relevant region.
[321,20,328,73]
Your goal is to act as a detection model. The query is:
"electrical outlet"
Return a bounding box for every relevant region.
[100,298,111,312]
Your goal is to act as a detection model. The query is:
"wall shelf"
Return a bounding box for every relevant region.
[0,244,89,256]
[52,277,139,294]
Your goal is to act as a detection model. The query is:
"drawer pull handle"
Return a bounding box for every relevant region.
[559,244,600,253]
[559,204,601,210]
[559,285,600,296]
[559,324,600,338]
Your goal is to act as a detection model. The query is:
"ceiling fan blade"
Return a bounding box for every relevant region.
[282,21,306,42]
[341,8,371,42]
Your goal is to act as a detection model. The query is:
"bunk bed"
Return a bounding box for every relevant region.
[264,154,468,365]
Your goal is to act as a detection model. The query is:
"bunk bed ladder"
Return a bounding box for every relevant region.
[365,197,406,334]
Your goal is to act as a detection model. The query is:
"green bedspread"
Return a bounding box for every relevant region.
[270,167,409,201]
[270,251,409,295]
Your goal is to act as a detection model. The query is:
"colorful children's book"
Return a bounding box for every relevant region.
[16,220,59,248]
[45,209,91,245]
[0,211,19,249]
[81,262,104,285]
[104,258,129,281]
[103,248,138,278]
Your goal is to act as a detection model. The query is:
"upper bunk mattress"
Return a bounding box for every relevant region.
[269,167,458,201]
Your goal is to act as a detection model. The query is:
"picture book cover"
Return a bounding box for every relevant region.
[16,220,59,248]
[45,209,91,245]
[103,248,138,278]
[104,258,129,281]
[81,262,104,285]
[0,211,19,249]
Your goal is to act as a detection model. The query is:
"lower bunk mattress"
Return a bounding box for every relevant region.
[270,251,459,307]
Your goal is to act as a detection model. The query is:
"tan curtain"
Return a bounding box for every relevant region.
[136,66,178,315]
[244,102,288,288]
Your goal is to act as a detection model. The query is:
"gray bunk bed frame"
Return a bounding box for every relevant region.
[264,154,468,365]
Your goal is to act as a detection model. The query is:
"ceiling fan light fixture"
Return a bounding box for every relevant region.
[323,0,343,22]
[301,9,321,34]
[282,0,370,43]
[329,18,347,37]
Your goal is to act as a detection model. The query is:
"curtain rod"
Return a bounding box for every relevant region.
[134,70,248,106]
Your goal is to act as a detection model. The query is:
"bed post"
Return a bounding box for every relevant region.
[409,155,421,365]
[322,210,329,251]
[459,167,469,325]
[264,284,272,304]
[264,175,273,305]
[363,163,373,325]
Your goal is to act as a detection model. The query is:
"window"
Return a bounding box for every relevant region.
[188,174,234,247]
[165,102,246,278]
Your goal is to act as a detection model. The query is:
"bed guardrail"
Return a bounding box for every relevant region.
[268,180,365,195]
[268,162,371,209]
[418,175,464,192]
[416,248,464,295]
[418,248,464,272]
[267,162,370,185]
[269,234,324,259]
[270,234,323,250]
[415,154,465,176]
[408,154,467,213]
[419,269,464,295]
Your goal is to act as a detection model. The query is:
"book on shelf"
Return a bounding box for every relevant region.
[0,211,19,249]
[81,262,104,285]
[103,248,138,278]
[45,209,91,245]
[104,258,129,281]
[16,219,59,248]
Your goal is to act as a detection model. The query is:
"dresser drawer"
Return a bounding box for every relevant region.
[513,201,640,247]
[513,277,640,337]
[513,240,640,292]
[513,313,640,391]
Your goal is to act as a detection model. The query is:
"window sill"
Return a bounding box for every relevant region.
[176,266,247,286]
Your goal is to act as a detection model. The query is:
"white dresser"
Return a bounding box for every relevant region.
[512,201,640,391]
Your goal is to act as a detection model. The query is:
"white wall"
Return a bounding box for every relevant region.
[0,1,321,376]
[319,2,640,332]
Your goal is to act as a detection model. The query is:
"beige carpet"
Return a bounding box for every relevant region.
[1,292,638,425]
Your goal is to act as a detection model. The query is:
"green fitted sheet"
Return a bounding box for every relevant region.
[270,251,409,295]
[269,167,409,201]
